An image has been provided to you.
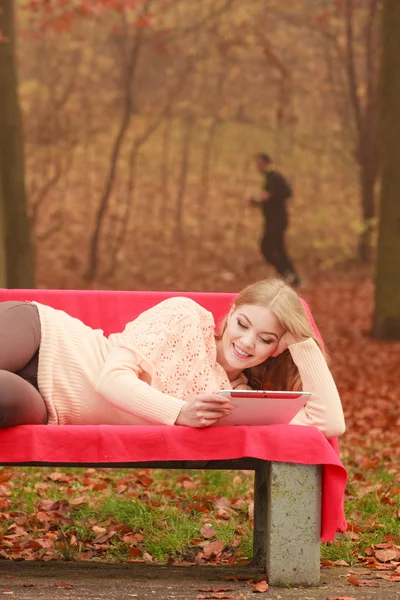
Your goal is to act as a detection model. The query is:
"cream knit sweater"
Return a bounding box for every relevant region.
[33,297,345,438]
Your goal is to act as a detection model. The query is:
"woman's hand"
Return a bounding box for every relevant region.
[175,394,234,428]
[273,332,308,357]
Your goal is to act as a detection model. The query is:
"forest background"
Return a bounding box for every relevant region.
[10,0,385,291]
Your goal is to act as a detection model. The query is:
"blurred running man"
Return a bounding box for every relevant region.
[249,153,301,287]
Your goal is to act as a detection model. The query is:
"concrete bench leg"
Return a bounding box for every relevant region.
[253,461,321,587]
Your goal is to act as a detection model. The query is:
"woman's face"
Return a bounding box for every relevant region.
[218,304,286,378]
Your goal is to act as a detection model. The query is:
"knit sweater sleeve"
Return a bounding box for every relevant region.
[95,346,186,425]
[288,338,346,438]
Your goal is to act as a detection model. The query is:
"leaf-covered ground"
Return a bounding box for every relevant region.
[0,280,399,591]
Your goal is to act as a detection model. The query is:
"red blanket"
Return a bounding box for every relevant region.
[0,423,346,542]
[0,289,347,542]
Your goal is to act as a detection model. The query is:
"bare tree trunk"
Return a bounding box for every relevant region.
[197,119,218,249]
[322,0,380,263]
[196,66,225,253]
[0,171,7,287]
[175,115,195,242]
[106,58,195,275]
[105,146,139,278]
[85,21,146,281]
[161,113,172,240]
[0,0,35,288]
[345,0,380,262]
[358,158,377,262]
[373,0,400,339]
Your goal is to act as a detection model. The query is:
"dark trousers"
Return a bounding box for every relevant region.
[0,302,47,427]
[260,223,297,278]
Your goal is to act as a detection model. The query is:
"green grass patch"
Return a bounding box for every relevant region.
[1,456,398,566]
[0,466,254,563]
[321,455,400,565]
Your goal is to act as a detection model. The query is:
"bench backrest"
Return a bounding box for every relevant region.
[0,290,235,336]
[0,289,323,345]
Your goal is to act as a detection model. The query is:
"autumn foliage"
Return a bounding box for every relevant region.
[23,0,155,33]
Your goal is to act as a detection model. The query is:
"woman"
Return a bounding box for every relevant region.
[0,278,345,437]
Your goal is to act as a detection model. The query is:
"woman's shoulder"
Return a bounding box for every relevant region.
[142,296,214,323]
[113,296,217,359]
[120,296,215,337]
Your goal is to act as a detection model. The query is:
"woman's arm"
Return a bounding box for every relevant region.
[96,346,186,425]
[288,338,346,438]
[96,346,233,427]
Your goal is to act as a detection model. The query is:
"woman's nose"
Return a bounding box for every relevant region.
[241,333,255,349]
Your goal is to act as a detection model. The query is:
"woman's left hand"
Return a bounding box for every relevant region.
[273,332,307,357]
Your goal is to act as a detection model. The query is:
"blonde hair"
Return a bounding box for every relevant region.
[216,278,323,391]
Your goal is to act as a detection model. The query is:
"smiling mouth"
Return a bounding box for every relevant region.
[233,343,252,359]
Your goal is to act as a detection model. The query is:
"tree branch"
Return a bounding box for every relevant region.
[344,0,364,142]
[85,2,153,280]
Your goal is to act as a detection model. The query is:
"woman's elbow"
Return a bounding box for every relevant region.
[95,371,113,397]
[324,418,346,439]
[336,420,346,437]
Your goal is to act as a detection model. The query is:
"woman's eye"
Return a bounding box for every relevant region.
[237,319,247,329]
[260,338,273,345]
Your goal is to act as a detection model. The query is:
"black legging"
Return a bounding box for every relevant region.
[260,224,296,277]
[0,302,47,427]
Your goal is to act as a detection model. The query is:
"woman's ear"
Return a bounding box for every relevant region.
[272,332,289,357]
[272,347,283,358]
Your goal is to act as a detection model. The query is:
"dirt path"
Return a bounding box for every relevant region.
[0,562,399,600]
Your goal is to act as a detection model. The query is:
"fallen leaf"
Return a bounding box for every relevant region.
[182,479,197,490]
[347,576,380,587]
[376,573,400,582]
[252,580,269,592]
[196,589,233,593]
[200,524,216,539]
[248,501,254,519]
[217,508,232,520]
[203,540,224,558]
[49,472,66,481]
[326,597,358,600]
[143,551,154,562]
[69,496,88,506]
[93,530,116,544]
[189,538,204,547]
[375,549,398,563]
[55,582,74,589]
[196,596,234,600]
[92,525,106,534]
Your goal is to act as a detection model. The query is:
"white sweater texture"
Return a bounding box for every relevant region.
[33,297,345,438]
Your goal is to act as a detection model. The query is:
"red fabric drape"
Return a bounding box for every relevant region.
[0,289,347,541]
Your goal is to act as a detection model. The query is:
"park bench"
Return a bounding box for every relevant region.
[0,289,347,587]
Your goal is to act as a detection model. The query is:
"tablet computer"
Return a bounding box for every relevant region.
[213,390,310,426]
